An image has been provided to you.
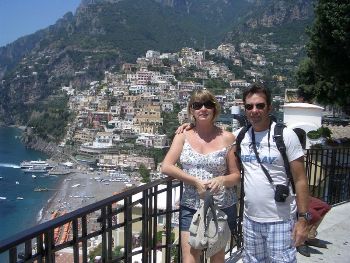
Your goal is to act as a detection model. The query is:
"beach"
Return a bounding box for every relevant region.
[38,166,131,224]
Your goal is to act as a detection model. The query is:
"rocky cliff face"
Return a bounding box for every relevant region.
[244,0,313,28]
[21,130,60,155]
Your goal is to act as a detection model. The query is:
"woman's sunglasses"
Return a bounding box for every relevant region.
[244,103,266,111]
[191,100,216,110]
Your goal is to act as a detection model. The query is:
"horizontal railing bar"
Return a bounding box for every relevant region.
[0,177,174,252]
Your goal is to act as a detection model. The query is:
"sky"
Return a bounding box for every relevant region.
[0,0,81,47]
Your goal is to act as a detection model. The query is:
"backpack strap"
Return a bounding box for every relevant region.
[235,124,251,158]
[273,123,296,194]
[234,124,250,248]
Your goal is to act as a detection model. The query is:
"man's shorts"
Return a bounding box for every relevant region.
[179,204,237,234]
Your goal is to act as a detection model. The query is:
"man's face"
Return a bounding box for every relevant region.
[244,92,271,126]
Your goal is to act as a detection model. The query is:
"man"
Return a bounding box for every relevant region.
[236,83,310,262]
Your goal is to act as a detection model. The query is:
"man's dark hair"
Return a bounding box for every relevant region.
[243,83,272,106]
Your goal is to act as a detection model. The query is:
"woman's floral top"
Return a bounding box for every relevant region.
[179,140,237,209]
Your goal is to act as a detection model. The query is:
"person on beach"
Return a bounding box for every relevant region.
[161,89,240,263]
[176,84,310,262]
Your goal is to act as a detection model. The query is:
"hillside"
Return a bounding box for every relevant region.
[0,0,314,126]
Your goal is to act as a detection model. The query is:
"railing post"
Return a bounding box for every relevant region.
[9,247,17,263]
[164,180,173,262]
[152,185,158,263]
[142,189,149,261]
[81,215,88,263]
[24,240,32,260]
[44,229,55,263]
[124,195,133,262]
[72,219,79,263]
[100,207,107,263]
[107,204,113,261]
[36,234,43,263]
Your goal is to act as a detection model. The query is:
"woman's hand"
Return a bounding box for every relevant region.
[206,176,225,194]
[175,122,193,134]
[194,179,208,198]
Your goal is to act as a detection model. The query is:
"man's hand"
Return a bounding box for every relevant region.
[175,122,193,134]
[292,219,309,247]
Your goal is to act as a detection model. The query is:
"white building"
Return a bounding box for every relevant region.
[283,103,324,149]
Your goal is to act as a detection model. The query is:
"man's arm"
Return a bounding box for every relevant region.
[290,156,310,246]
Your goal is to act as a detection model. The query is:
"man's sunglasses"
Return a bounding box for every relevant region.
[244,103,266,111]
[191,100,216,110]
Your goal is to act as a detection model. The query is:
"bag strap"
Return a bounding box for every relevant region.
[235,124,251,157]
[251,127,275,185]
[202,191,219,237]
[273,123,295,194]
[234,125,249,248]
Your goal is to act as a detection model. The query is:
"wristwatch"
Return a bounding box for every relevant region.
[298,212,312,222]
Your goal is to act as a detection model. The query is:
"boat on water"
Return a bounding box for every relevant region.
[16,197,24,200]
[20,160,53,173]
[32,174,37,178]
[34,187,48,192]
[0,197,6,200]
[15,181,19,184]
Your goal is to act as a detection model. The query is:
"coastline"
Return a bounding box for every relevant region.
[38,167,129,224]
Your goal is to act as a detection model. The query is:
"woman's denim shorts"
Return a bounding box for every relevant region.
[179,204,237,234]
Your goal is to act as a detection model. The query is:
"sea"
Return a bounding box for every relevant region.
[0,127,60,252]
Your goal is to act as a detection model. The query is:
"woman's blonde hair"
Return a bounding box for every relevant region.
[187,89,220,122]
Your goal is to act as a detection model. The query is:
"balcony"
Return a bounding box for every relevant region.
[0,148,349,262]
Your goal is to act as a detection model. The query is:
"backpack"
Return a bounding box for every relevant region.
[235,122,295,193]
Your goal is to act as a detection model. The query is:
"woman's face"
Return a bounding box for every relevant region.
[190,100,216,122]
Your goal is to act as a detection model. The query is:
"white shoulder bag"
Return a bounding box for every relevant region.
[188,191,231,258]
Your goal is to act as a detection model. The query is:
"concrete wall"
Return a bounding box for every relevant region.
[283,103,324,149]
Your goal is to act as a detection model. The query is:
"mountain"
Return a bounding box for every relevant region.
[0,0,314,125]
[226,0,314,45]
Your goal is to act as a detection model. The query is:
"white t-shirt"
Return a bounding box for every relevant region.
[234,122,304,222]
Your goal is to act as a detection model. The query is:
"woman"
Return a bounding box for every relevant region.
[161,89,240,263]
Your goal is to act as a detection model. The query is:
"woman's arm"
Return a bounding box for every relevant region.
[161,133,207,195]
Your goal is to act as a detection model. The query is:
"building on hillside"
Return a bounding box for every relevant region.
[97,154,155,170]
[73,128,96,144]
[146,50,160,59]
[177,81,203,92]
[79,132,121,154]
[133,107,163,126]
[229,79,250,89]
[135,133,168,149]
[177,107,189,124]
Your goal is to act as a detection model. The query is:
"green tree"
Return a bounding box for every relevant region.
[297,0,350,114]
[139,164,150,183]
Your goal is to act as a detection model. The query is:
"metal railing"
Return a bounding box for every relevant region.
[0,178,185,262]
[305,147,350,204]
[0,147,349,262]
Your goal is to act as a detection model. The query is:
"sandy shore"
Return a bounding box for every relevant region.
[39,167,131,223]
